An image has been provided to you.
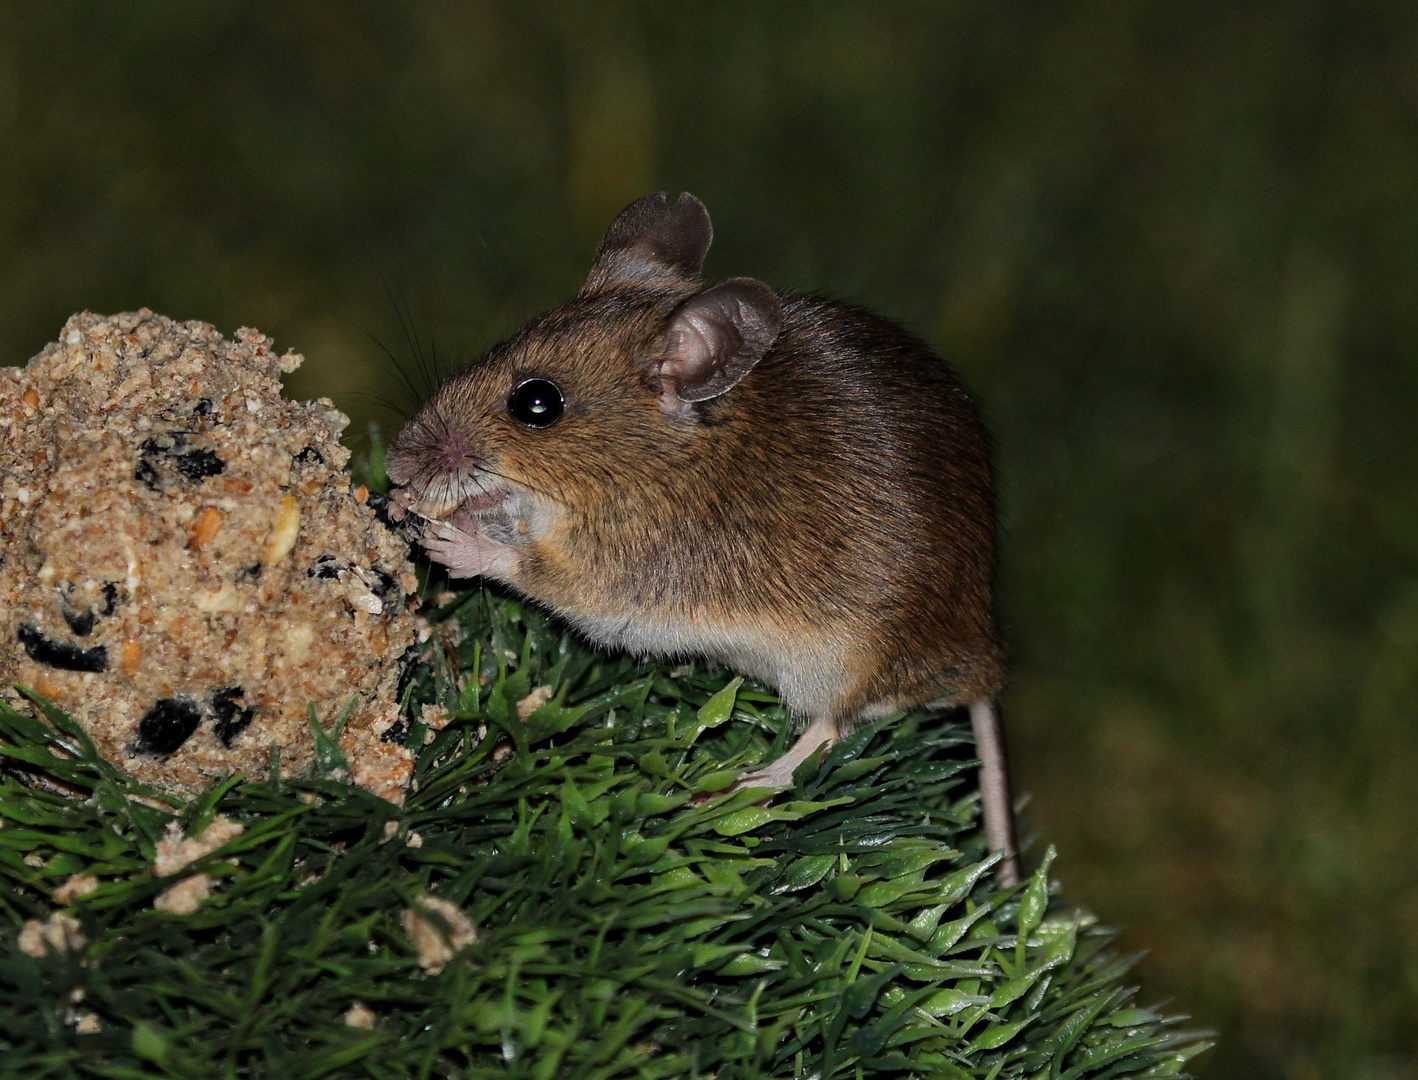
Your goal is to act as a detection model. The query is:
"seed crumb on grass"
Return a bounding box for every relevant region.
[403,896,477,974]
[72,1012,101,1034]
[17,912,84,958]
[516,685,554,718]
[154,873,213,915]
[344,1002,376,1029]
[52,872,99,905]
[153,815,244,876]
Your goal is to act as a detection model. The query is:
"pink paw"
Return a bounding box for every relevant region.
[420,520,518,581]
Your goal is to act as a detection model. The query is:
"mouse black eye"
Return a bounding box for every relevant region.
[507,378,564,429]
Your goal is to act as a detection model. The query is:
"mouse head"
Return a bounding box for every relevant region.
[386,193,782,519]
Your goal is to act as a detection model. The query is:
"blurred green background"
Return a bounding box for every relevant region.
[3,3,1415,1076]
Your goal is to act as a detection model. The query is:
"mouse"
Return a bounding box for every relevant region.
[385,192,1019,883]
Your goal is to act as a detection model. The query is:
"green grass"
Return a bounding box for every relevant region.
[0,589,1209,1078]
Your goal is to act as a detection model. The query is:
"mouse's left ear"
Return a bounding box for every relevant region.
[583,192,713,295]
[652,278,781,417]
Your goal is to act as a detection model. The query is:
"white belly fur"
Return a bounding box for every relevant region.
[564,610,857,719]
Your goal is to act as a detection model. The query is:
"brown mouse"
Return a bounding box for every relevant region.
[386,193,1019,882]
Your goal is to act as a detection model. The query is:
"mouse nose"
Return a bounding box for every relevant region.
[426,430,483,477]
[386,420,483,489]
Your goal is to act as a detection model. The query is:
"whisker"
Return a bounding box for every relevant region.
[354,246,432,409]
[388,278,443,404]
[347,389,411,420]
[351,322,424,413]
[428,335,447,387]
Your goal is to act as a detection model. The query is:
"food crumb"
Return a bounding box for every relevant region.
[153,815,244,877]
[345,1001,376,1029]
[189,507,224,550]
[52,873,100,905]
[261,493,302,564]
[402,896,477,974]
[154,874,213,915]
[516,685,554,718]
[17,912,85,958]
[73,1012,102,1034]
[420,703,451,731]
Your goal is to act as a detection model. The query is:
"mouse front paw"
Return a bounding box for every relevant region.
[420,520,519,582]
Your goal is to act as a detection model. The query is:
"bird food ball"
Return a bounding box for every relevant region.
[0,311,420,802]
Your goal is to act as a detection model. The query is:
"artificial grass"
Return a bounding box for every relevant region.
[0,588,1210,1078]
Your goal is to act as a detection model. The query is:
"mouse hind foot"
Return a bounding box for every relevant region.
[711,714,839,798]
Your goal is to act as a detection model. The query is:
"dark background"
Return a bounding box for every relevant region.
[3,3,1415,1077]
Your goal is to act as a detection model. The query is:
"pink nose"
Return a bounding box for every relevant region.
[386,424,482,489]
[429,431,481,475]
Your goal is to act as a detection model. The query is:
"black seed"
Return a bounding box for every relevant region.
[380,715,411,745]
[62,607,96,637]
[308,555,344,579]
[174,448,225,482]
[366,491,421,544]
[137,432,184,470]
[57,581,114,635]
[135,433,226,491]
[16,623,108,673]
[134,697,202,755]
[134,457,162,492]
[368,568,403,614]
[294,445,325,465]
[209,686,254,747]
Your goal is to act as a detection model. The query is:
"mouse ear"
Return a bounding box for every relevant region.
[653,278,781,416]
[582,192,713,295]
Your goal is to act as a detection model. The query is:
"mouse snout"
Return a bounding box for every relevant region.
[385,423,489,521]
[388,416,482,479]
[386,427,481,482]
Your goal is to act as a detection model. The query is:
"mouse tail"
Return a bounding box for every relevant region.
[969,698,1021,886]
